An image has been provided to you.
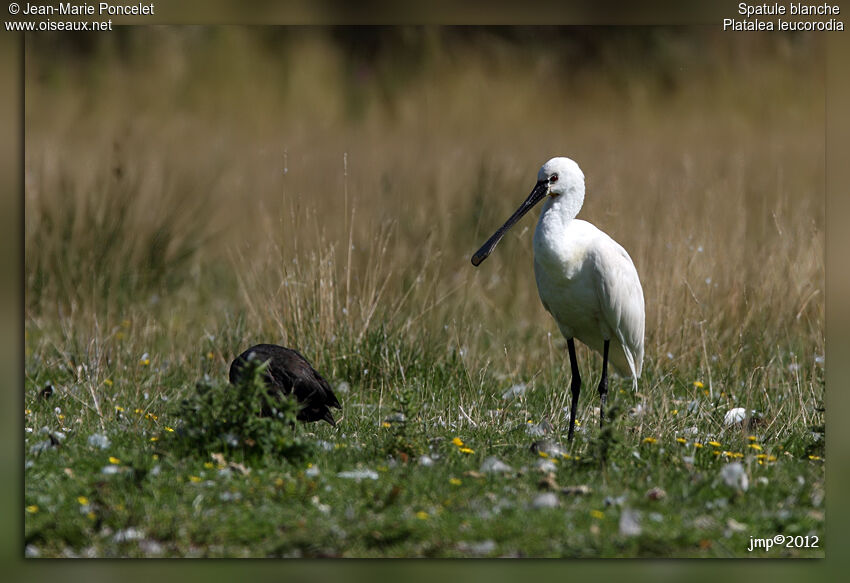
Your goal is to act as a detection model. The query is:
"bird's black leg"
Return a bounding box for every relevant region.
[598,340,610,428]
[567,338,581,441]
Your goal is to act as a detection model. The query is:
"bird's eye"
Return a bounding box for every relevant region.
[549,174,559,183]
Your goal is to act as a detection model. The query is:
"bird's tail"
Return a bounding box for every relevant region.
[615,342,640,391]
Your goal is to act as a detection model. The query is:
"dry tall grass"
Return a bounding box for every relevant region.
[25,28,824,432]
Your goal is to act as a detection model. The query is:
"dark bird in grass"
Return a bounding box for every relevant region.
[229,344,342,425]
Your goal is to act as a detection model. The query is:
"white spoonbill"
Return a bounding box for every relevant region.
[472,157,644,440]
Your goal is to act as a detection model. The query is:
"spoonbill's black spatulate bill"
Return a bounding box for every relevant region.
[229,344,341,425]
[472,157,645,440]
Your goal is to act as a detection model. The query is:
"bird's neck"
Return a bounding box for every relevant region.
[539,191,584,231]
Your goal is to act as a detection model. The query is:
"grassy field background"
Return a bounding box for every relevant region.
[23,27,825,557]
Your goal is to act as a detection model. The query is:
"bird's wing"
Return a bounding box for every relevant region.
[286,350,341,410]
[595,240,645,381]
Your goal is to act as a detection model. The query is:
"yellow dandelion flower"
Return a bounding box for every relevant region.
[150,436,159,442]
[449,478,462,486]
[189,476,202,483]
[712,450,721,456]
[755,454,767,460]
[459,447,474,454]
[115,406,124,413]
[141,359,150,366]
[808,455,822,461]
[274,477,284,487]
[642,437,657,444]
[452,437,464,447]
[768,455,777,461]
[747,435,757,441]
[561,453,572,460]
[694,442,703,448]
[26,505,39,514]
[575,420,582,427]
[693,381,704,389]
[416,511,429,520]
[77,496,89,505]
[152,454,159,460]
[164,427,174,432]
[731,452,744,459]
[381,422,391,428]
[25,409,32,415]
[527,419,533,424]
[590,510,604,519]
[104,379,113,387]
[758,460,764,465]
[676,437,687,444]
[203,462,214,469]
[672,409,679,415]
[134,408,143,414]
[206,351,214,359]
[708,440,721,447]
[748,444,763,451]
[538,451,549,458]
[86,512,96,520]
[108,456,120,464]
[57,414,65,421]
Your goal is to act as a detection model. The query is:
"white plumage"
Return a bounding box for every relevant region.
[472,157,645,439]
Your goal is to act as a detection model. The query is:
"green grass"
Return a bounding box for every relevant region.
[23,28,825,557]
[23,333,824,557]
[22,287,825,557]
